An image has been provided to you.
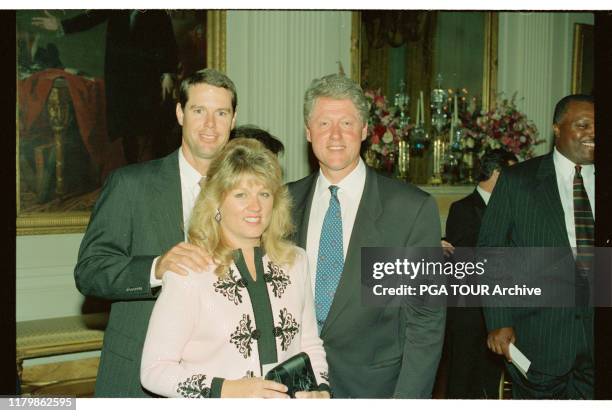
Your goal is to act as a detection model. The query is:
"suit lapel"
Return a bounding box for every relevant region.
[150,150,184,249]
[471,189,486,222]
[321,168,383,336]
[535,153,570,247]
[292,173,318,249]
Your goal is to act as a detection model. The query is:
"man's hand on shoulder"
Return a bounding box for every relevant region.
[155,242,213,279]
[487,326,516,362]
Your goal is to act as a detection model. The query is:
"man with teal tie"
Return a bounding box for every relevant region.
[480,94,595,398]
[288,74,445,398]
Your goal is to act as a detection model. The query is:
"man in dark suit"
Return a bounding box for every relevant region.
[74,69,237,397]
[479,94,595,399]
[442,149,517,399]
[32,10,179,162]
[288,74,445,398]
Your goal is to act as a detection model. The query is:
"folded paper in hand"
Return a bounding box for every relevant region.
[264,352,318,398]
[509,343,531,379]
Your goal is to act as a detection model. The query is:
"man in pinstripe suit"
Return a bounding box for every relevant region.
[479,94,595,399]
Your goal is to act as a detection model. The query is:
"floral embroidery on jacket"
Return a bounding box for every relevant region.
[273,308,299,351]
[230,314,255,358]
[320,371,329,382]
[176,374,211,398]
[214,267,246,305]
[264,261,291,298]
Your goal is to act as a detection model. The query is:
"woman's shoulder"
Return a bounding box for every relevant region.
[161,266,218,290]
[290,245,308,262]
[262,245,307,274]
[283,246,309,278]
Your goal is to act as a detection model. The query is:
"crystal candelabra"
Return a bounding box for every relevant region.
[430,74,449,135]
[394,80,411,180]
[410,90,428,154]
[429,74,449,185]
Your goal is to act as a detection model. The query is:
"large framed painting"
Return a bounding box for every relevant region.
[351,11,498,112]
[571,23,593,95]
[16,10,226,235]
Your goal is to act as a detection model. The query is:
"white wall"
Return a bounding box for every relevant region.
[16,234,86,321]
[227,10,352,183]
[497,12,593,156]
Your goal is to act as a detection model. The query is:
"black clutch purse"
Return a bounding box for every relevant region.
[264,352,318,398]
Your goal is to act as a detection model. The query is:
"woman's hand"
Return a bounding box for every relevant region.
[295,390,331,399]
[221,377,289,398]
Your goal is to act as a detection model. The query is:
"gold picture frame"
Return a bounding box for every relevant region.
[350,11,498,111]
[16,10,226,236]
[571,23,593,95]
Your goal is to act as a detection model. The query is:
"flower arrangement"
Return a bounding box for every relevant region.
[459,93,543,160]
[364,89,412,172]
[362,89,542,183]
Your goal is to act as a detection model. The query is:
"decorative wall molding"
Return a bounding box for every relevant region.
[207,10,227,73]
[17,234,85,321]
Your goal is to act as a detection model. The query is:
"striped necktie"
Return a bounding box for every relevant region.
[573,165,594,305]
[315,185,344,333]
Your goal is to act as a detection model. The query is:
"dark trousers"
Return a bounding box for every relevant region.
[509,317,594,399]
[445,307,503,399]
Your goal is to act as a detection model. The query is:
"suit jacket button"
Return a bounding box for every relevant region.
[252,329,261,340]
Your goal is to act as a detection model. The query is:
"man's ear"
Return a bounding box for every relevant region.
[305,126,312,143]
[552,123,560,140]
[176,103,184,126]
[231,108,238,130]
[361,122,368,142]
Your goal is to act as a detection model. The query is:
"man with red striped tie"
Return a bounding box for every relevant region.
[479,94,595,399]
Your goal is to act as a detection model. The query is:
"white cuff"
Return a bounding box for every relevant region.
[150,256,162,288]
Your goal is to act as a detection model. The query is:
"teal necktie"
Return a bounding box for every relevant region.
[315,185,344,333]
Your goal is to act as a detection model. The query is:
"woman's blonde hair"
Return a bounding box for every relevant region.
[188,138,296,276]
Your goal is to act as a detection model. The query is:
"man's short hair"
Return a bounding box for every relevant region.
[553,94,594,125]
[303,74,370,125]
[179,68,237,112]
[478,149,518,182]
[230,125,285,155]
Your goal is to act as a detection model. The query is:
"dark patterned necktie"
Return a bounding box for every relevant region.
[573,165,594,305]
[315,185,344,334]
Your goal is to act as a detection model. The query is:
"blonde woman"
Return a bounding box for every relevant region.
[140,139,330,398]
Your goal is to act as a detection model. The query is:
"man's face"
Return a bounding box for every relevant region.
[176,83,236,170]
[306,97,367,183]
[553,100,595,165]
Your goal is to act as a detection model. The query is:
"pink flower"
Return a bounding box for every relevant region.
[374,95,385,108]
[374,124,386,138]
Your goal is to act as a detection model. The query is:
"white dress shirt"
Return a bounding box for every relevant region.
[305,159,367,293]
[150,148,203,288]
[553,147,595,248]
[476,185,492,206]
